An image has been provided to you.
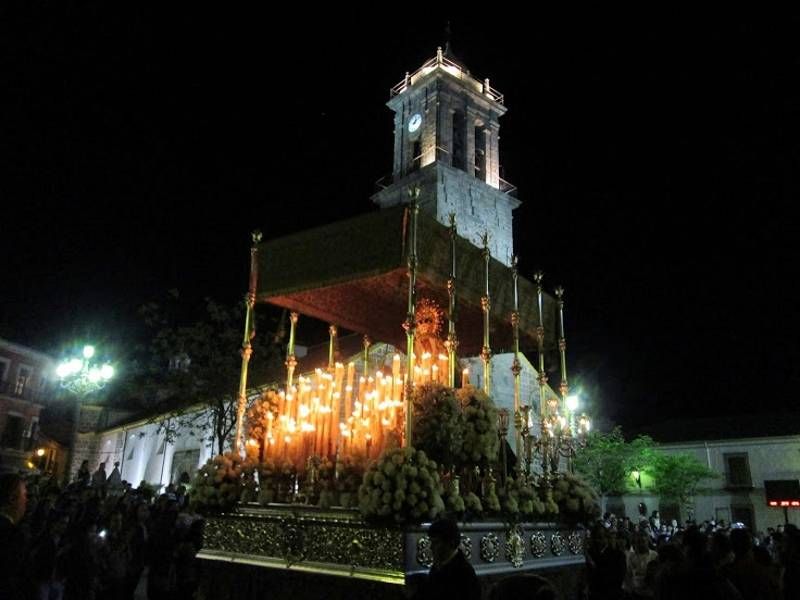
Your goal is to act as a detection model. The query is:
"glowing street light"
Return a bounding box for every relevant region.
[56,344,114,484]
[56,345,114,395]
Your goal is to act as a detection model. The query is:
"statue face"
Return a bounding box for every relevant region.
[415,299,442,337]
[417,313,436,336]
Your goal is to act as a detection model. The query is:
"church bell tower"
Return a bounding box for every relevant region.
[372,47,520,265]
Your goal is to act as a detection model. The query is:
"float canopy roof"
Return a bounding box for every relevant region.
[255,206,557,356]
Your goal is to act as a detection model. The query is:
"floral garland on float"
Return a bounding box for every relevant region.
[188,375,598,528]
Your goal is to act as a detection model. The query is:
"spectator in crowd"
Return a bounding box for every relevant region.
[91,461,107,491]
[586,523,626,600]
[107,461,122,491]
[413,518,480,600]
[625,530,657,598]
[75,460,91,487]
[0,473,29,600]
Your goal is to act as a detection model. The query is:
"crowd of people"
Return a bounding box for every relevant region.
[0,462,203,600]
[409,511,800,600]
[585,510,800,599]
[5,461,800,600]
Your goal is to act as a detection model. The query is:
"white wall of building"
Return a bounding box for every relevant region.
[84,406,216,489]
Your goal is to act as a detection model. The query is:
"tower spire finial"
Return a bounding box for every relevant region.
[444,20,452,56]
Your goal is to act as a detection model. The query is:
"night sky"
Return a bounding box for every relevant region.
[2,7,798,430]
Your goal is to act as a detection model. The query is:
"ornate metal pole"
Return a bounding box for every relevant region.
[235,230,261,454]
[445,213,459,388]
[555,287,569,420]
[480,233,492,395]
[534,270,550,478]
[403,186,420,444]
[555,286,576,472]
[285,312,299,390]
[510,255,522,469]
[328,325,338,372]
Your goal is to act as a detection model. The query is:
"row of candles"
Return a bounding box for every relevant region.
[246,352,466,468]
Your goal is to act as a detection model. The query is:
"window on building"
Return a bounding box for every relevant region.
[0,359,8,383]
[26,418,38,450]
[14,367,31,396]
[724,453,753,488]
[1,415,25,449]
[169,353,191,372]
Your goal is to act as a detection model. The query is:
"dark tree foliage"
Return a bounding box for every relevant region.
[123,292,284,455]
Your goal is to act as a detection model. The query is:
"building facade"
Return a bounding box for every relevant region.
[0,337,57,472]
[616,433,800,532]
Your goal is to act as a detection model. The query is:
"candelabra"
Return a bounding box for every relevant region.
[535,411,591,483]
[523,278,591,486]
[519,404,533,481]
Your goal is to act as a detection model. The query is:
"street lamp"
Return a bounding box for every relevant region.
[56,345,114,484]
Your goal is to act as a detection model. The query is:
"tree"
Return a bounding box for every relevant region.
[574,427,656,496]
[646,453,718,514]
[125,293,284,455]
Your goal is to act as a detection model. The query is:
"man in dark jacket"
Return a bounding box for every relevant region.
[0,473,29,600]
[414,518,480,600]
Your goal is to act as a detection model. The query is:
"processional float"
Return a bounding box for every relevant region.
[197,195,593,598]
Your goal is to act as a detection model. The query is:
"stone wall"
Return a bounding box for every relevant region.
[373,163,518,266]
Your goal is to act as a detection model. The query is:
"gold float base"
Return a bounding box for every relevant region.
[198,504,585,584]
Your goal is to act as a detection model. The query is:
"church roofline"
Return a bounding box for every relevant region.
[390,47,504,106]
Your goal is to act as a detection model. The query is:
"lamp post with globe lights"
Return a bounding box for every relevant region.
[56,345,114,484]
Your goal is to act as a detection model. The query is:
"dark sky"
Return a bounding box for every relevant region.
[2,7,799,429]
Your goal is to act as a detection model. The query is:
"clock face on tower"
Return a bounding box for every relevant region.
[408,113,422,133]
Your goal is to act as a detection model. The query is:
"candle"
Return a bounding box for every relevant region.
[278,390,286,421]
[346,362,355,414]
[245,438,259,461]
[334,362,344,417]
[392,354,401,378]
